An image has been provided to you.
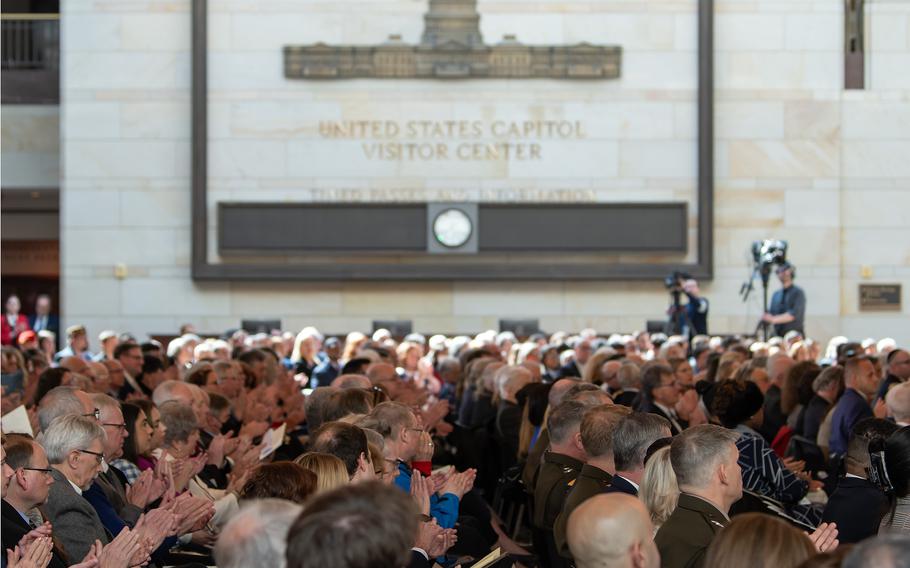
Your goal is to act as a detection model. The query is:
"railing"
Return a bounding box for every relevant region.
[1,14,59,103]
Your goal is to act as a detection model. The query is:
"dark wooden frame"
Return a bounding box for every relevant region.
[191,0,714,281]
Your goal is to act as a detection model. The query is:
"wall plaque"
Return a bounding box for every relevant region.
[859,284,902,312]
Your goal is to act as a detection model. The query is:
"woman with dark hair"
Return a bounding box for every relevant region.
[135,355,166,397]
[133,399,165,472]
[706,513,816,568]
[879,426,910,534]
[540,346,562,382]
[111,402,153,483]
[240,462,316,504]
[782,361,822,427]
[712,379,823,526]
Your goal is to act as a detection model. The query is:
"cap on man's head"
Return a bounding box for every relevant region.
[99,330,118,342]
[66,324,86,337]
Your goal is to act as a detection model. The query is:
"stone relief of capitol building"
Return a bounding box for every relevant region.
[284,0,622,80]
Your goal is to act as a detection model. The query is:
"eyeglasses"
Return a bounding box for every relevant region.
[102,423,127,431]
[82,409,101,421]
[76,449,105,465]
[20,467,53,477]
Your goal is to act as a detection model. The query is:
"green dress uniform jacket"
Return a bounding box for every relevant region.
[553,463,613,558]
[654,493,730,568]
[532,451,584,530]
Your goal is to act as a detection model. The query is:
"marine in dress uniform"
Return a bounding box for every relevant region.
[654,493,729,568]
[553,463,613,558]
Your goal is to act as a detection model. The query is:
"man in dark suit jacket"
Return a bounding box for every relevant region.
[638,365,687,435]
[28,295,59,343]
[822,417,898,543]
[1,438,67,568]
[830,357,879,456]
[558,339,592,379]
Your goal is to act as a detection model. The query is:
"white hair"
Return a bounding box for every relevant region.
[38,386,85,433]
[886,382,910,422]
[42,415,105,464]
[214,499,302,568]
[166,336,187,358]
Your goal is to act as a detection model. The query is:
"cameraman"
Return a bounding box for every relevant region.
[668,274,709,337]
[762,262,805,337]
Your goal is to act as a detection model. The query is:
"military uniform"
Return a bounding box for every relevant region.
[553,463,613,558]
[532,451,583,568]
[654,493,730,568]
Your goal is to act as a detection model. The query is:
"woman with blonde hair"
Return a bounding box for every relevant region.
[639,445,679,533]
[705,513,816,568]
[341,331,368,364]
[581,348,617,386]
[291,327,322,377]
[295,451,350,495]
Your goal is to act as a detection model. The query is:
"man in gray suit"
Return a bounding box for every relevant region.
[42,414,111,562]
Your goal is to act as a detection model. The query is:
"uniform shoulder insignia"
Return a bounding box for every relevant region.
[709,519,725,529]
[567,479,576,487]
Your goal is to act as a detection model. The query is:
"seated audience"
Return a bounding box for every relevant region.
[606,412,672,496]
[705,513,815,568]
[830,356,880,457]
[886,382,910,427]
[637,364,686,435]
[879,426,910,534]
[214,499,302,568]
[294,452,349,494]
[639,445,679,533]
[239,462,316,503]
[841,533,910,568]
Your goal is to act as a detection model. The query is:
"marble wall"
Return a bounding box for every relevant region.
[59,0,910,344]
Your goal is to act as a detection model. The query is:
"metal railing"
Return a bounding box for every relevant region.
[1,14,60,104]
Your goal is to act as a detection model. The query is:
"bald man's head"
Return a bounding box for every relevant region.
[549,378,579,408]
[567,494,659,568]
[59,356,89,375]
[886,382,910,423]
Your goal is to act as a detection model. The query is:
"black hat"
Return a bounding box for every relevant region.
[712,380,765,428]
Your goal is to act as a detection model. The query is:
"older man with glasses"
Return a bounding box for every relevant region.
[1,435,68,568]
[42,414,111,562]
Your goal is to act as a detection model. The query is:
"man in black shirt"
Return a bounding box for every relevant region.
[762,262,806,336]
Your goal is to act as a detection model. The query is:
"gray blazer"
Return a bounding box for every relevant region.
[44,468,110,562]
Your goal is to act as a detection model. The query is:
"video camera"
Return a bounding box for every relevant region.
[751,239,788,271]
[664,271,692,291]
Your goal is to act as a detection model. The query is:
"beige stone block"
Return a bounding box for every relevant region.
[121,102,190,139]
[714,228,840,268]
[64,190,120,227]
[785,13,840,50]
[64,141,176,179]
[717,13,785,51]
[841,316,910,346]
[62,102,120,140]
[870,9,908,51]
[842,190,910,228]
[842,229,910,266]
[62,13,121,52]
[718,52,802,89]
[620,141,695,179]
[1,106,60,151]
[210,140,287,179]
[231,12,343,49]
[230,283,343,316]
[482,13,565,44]
[715,190,784,228]
[66,53,181,90]
[842,141,910,178]
[62,228,178,267]
[511,140,619,179]
[673,102,696,138]
[121,13,190,51]
[622,52,698,90]
[800,52,843,90]
[784,190,839,227]
[1,152,60,189]
[716,102,784,139]
[121,279,231,317]
[454,282,564,316]
[842,102,910,139]
[342,283,453,316]
[281,317,374,336]
[870,54,910,90]
[784,101,840,141]
[209,52,286,91]
[574,102,675,140]
[121,190,189,228]
[230,101,341,138]
[563,13,675,50]
[209,13,232,51]
[564,282,665,315]
[64,278,121,317]
[729,140,839,178]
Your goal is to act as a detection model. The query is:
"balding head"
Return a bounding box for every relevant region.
[886,382,910,423]
[567,493,659,568]
[59,356,89,376]
[766,353,794,387]
[37,386,95,432]
[366,363,397,385]
[152,380,195,407]
[332,374,372,390]
[549,378,579,408]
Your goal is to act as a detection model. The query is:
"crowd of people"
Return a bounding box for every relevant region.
[1,304,910,567]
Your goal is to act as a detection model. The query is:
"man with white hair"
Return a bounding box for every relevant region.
[214,499,302,568]
[886,382,910,427]
[42,415,110,561]
[37,386,96,433]
[495,366,533,469]
[567,493,659,568]
[560,338,592,378]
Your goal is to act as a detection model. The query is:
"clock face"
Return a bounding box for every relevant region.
[433,208,473,248]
